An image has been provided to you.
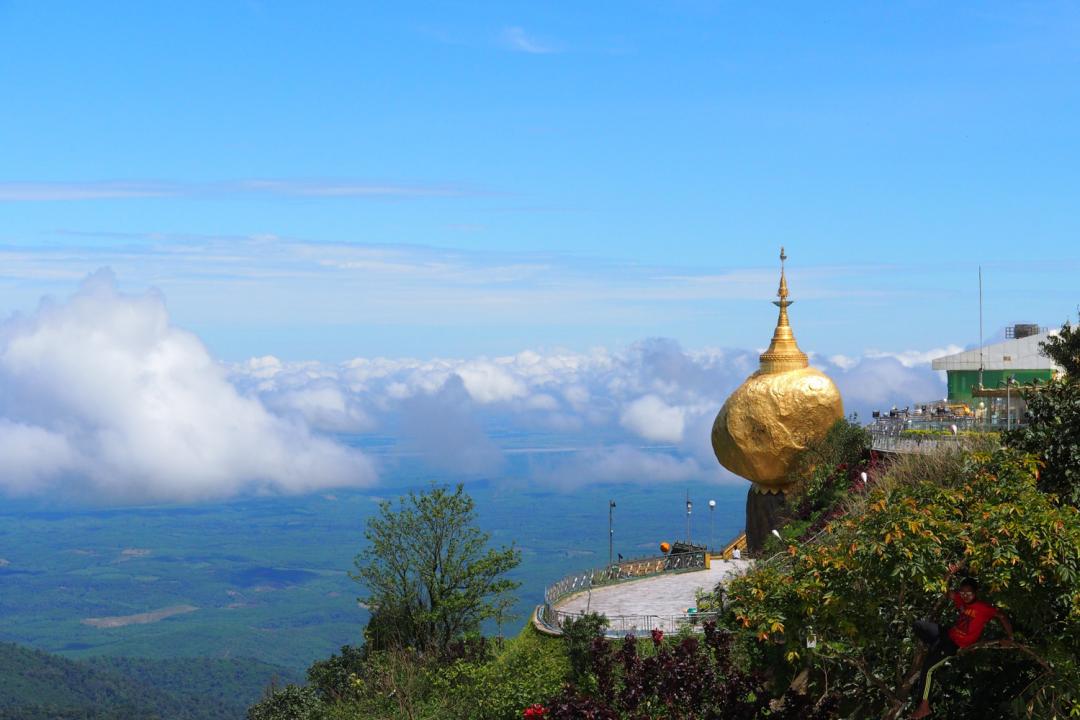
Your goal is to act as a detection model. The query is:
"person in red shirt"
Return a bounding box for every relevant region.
[910,568,1014,719]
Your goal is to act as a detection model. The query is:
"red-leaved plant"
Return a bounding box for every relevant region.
[545,621,840,719]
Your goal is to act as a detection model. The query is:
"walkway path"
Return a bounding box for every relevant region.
[555,559,750,619]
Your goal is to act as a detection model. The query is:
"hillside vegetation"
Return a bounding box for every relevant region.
[724,445,1079,718]
[0,642,297,720]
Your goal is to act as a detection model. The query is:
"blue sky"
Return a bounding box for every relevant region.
[1,1,1078,361]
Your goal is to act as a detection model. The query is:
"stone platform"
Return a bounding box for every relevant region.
[554,559,749,620]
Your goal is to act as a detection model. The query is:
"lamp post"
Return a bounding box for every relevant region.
[999,375,1017,430]
[685,492,693,545]
[708,499,716,551]
[1006,378,1011,431]
[608,500,616,567]
[1002,377,1010,427]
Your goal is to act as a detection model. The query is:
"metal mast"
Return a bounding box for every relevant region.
[979,266,985,391]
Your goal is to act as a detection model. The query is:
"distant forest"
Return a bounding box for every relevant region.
[0,642,296,720]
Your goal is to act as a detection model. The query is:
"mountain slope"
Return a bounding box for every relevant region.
[0,642,297,720]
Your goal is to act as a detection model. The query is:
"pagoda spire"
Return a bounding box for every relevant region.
[758,246,808,373]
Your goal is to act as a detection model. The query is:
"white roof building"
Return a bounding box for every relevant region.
[931,330,1061,372]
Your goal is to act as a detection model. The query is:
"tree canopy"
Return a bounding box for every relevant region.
[352,483,520,654]
[1039,320,1080,378]
[1005,320,1080,508]
[722,448,1080,718]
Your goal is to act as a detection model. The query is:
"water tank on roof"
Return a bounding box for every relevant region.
[1012,323,1041,339]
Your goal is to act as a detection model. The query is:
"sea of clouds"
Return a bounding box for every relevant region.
[0,272,957,503]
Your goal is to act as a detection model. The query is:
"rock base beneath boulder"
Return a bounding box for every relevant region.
[745,489,787,552]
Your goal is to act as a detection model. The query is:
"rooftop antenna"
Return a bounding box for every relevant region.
[978,266,984,390]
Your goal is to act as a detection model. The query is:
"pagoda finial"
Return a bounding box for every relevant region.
[778,246,789,304]
[758,246,807,373]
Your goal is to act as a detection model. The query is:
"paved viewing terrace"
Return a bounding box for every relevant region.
[541,558,751,635]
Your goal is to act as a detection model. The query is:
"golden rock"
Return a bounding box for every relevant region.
[711,248,843,492]
[712,367,843,490]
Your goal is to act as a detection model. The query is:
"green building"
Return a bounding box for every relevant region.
[931,324,1060,405]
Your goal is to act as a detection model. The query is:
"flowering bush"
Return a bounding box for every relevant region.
[724,449,1080,719]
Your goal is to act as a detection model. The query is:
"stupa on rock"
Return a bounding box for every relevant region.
[711,248,843,551]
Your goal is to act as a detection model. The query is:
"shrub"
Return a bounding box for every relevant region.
[246,684,321,720]
[1005,378,1080,508]
[544,622,839,719]
[560,612,608,687]
[430,625,570,720]
[722,448,1080,719]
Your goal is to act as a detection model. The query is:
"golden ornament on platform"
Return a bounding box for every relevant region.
[711,248,843,493]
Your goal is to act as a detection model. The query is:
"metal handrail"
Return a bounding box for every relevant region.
[538,607,722,637]
[868,417,1013,435]
[540,550,710,635]
[543,550,708,606]
[867,416,1012,454]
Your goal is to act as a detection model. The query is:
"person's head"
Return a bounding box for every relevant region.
[958,577,979,603]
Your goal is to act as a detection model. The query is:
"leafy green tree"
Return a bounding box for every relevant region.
[1005,380,1080,507]
[246,684,321,720]
[722,449,1080,719]
[560,612,608,687]
[774,416,872,544]
[353,483,520,654]
[789,415,871,488]
[431,625,571,720]
[1039,320,1080,378]
[1005,320,1080,507]
[306,645,366,703]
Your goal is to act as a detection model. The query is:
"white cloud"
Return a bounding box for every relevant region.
[0,270,375,502]
[0,180,472,202]
[0,420,75,495]
[562,384,590,409]
[524,393,560,411]
[235,180,467,198]
[620,395,686,443]
[0,270,951,501]
[264,382,374,433]
[0,182,177,201]
[225,337,948,487]
[829,353,858,370]
[455,361,529,404]
[0,236,908,345]
[831,357,947,413]
[501,26,556,54]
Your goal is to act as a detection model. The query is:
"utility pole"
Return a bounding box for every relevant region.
[608,500,616,567]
